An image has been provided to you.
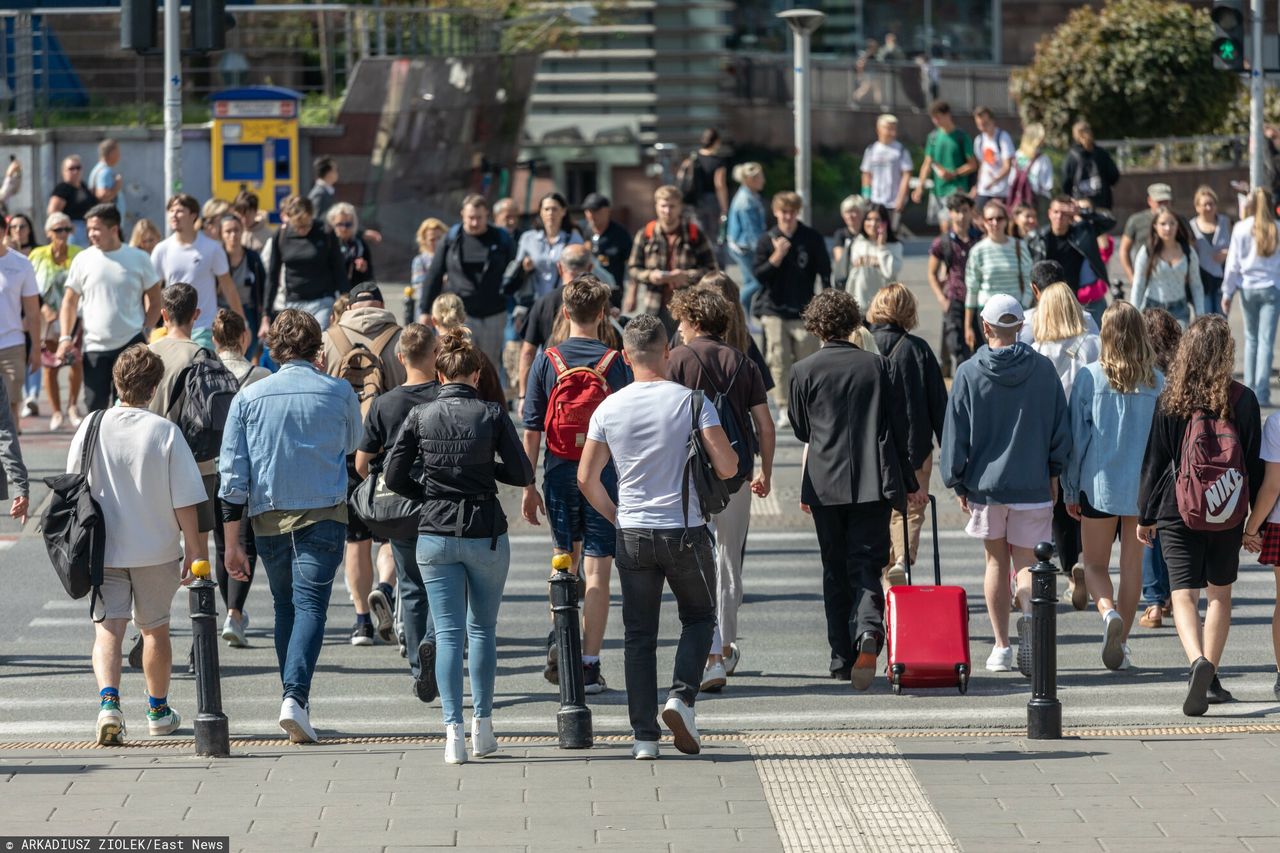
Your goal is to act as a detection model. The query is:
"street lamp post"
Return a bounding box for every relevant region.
[777,9,825,225]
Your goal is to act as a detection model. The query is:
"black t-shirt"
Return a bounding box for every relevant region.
[522,287,563,348]
[52,182,96,221]
[359,382,442,466]
[589,220,632,303]
[459,232,490,285]
[668,336,768,455]
[693,154,724,197]
[1042,231,1086,288]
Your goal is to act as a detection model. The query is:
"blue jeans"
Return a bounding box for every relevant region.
[287,296,337,331]
[1082,297,1106,328]
[417,533,511,725]
[390,536,435,678]
[256,519,346,705]
[544,460,617,558]
[1202,271,1224,317]
[728,245,760,315]
[1145,298,1190,327]
[1142,532,1170,607]
[1240,286,1279,406]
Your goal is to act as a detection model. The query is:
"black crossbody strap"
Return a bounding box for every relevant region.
[79,409,105,476]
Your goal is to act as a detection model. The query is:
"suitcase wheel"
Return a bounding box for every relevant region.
[890,663,904,695]
[956,663,969,695]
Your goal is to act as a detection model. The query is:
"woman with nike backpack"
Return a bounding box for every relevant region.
[1138,315,1262,717]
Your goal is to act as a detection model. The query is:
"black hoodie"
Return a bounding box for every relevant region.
[869,323,947,471]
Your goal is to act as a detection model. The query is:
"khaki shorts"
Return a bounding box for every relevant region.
[100,562,182,629]
[0,343,24,410]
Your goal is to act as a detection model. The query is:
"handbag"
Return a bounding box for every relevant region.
[349,466,421,541]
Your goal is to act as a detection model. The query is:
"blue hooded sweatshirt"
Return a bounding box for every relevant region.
[941,342,1071,505]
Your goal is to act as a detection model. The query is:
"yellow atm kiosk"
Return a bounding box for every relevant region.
[210,86,302,222]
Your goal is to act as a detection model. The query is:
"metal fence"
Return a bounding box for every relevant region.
[0,4,501,127]
[1099,135,1247,171]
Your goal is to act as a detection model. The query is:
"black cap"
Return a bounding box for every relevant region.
[349,283,384,304]
[581,193,610,211]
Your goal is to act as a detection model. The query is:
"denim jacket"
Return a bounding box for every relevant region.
[727,186,766,254]
[218,361,361,517]
[1064,362,1163,517]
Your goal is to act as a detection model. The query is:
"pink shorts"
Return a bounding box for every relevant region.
[965,503,1053,550]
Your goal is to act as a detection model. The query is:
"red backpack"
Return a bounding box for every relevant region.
[544,347,619,461]
[1176,383,1249,531]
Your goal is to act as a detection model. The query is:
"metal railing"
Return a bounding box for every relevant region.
[1098,135,1247,171]
[0,4,501,128]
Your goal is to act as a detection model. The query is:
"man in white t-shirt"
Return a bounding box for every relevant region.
[151,194,242,350]
[57,203,162,412]
[67,344,208,745]
[859,114,913,227]
[0,238,40,425]
[973,105,1016,209]
[578,314,738,761]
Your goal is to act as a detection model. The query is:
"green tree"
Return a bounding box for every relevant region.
[1011,0,1240,145]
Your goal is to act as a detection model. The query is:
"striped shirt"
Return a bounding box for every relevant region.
[964,237,1032,309]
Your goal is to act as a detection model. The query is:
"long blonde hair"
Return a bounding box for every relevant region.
[431,292,467,330]
[1252,188,1277,258]
[1017,122,1045,160]
[1099,302,1157,393]
[1032,283,1085,343]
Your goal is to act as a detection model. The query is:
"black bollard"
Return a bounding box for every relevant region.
[403,287,416,328]
[189,559,231,757]
[1027,541,1062,740]
[549,553,592,748]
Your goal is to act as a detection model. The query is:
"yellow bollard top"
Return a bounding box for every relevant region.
[404,286,414,298]
[551,554,573,572]
[191,559,211,580]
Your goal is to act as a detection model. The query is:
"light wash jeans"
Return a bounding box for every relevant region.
[417,533,511,725]
[728,244,760,315]
[256,519,346,705]
[287,296,337,331]
[390,536,435,678]
[1241,286,1280,407]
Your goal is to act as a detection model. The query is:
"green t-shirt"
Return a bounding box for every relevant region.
[251,504,348,538]
[925,128,973,200]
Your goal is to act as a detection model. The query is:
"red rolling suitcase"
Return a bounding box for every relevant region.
[884,495,971,694]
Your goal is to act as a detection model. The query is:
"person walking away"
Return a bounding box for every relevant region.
[789,290,921,687]
[1137,308,1182,629]
[327,203,375,288]
[1065,302,1163,672]
[668,285,775,691]
[578,314,738,758]
[1221,188,1280,406]
[727,164,767,316]
[860,115,913,230]
[1019,259,1100,346]
[972,106,1016,210]
[841,203,903,312]
[0,226,40,427]
[521,276,630,694]
[384,329,533,763]
[307,157,339,221]
[151,194,244,350]
[964,200,1032,354]
[1061,120,1120,212]
[88,138,126,221]
[263,197,349,334]
[625,185,718,334]
[31,213,84,430]
[218,214,266,361]
[429,294,507,405]
[941,294,1070,675]
[1138,315,1261,716]
[678,128,730,247]
[866,283,946,589]
[1027,196,1114,325]
[1119,183,1178,290]
[1131,209,1204,328]
[1190,186,1231,317]
[927,193,982,374]
[912,101,977,233]
[47,155,95,247]
[355,323,441,703]
[57,205,162,412]
[581,194,632,308]
[70,344,207,744]
[1241,405,1280,702]
[1009,123,1053,218]
[752,191,831,429]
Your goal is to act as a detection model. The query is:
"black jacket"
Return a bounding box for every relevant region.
[868,323,947,471]
[752,223,831,319]
[787,340,917,508]
[384,383,533,542]
[1061,144,1120,211]
[1027,209,1116,288]
[418,225,515,320]
[266,224,349,309]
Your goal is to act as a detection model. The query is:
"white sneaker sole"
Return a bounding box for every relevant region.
[96,717,126,746]
[222,626,247,648]
[660,706,701,755]
[1102,616,1124,670]
[279,718,317,744]
[699,675,727,693]
[350,635,374,647]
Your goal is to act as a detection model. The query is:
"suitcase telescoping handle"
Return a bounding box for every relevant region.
[902,494,941,586]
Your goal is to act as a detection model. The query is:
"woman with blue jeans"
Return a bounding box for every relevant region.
[1222,188,1280,407]
[726,163,767,314]
[1138,307,1183,629]
[385,328,533,764]
[219,309,362,744]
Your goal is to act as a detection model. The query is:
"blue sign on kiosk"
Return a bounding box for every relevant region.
[209,86,302,222]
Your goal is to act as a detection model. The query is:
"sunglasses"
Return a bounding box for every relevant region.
[50,227,72,234]
[334,221,355,228]
[66,165,81,171]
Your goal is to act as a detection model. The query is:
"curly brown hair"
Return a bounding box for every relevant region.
[264,309,323,364]
[801,289,861,342]
[1141,307,1182,373]
[670,286,731,339]
[1159,314,1234,419]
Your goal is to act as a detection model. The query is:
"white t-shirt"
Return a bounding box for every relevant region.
[66,407,207,569]
[859,141,913,209]
[65,245,158,352]
[0,249,37,350]
[1261,413,1280,524]
[151,232,230,331]
[976,129,1016,197]
[587,380,720,529]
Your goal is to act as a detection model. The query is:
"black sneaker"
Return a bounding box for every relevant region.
[543,629,559,685]
[1183,657,1214,717]
[127,635,144,670]
[1017,615,1033,678]
[413,641,438,703]
[583,660,607,695]
[829,655,852,681]
[350,622,374,647]
[1206,675,1235,704]
[367,588,395,644]
[1274,672,1280,703]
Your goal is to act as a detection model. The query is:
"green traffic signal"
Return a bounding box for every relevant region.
[1219,42,1237,61]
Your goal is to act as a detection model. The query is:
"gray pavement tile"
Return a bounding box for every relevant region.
[961,843,1103,853]
[936,820,1024,838]
[528,846,670,853]
[1242,838,1280,852]
[663,810,779,829]
[456,800,594,819]
[233,832,318,850]
[1214,806,1280,822]
[459,830,595,847]
[596,827,739,845]
[673,845,782,853]
[527,813,668,831]
[1158,821,1280,838]
[926,782,1061,799]
[593,798,714,815]
[1133,793,1279,811]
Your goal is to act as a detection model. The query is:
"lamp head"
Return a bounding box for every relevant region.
[777,8,826,35]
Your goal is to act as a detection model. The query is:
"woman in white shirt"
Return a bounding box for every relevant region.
[1130,209,1204,328]
[1221,188,1280,407]
[842,203,903,311]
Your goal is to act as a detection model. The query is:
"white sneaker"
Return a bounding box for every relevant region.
[986,645,1013,672]
[96,703,126,746]
[660,697,701,755]
[774,407,790,431]
[278,698,318,744]
[471,716,497,758]
[147,707,182,736]
[48,411,64,432]
[700,661,728,693]
[632,740,659,760]
[1102,610,1124,670]
[723,642,741,676]
[221,615,247,648]
[67,406,82,427]
[444,723,467,765]
[1117,643,1133,671]
[886,562,908,587]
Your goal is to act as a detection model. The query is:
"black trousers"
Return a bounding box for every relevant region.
[214,490,258,613]
[811,500,892,664]
[1052,490,1081,572]
[942,300,978,373]
[82,334,146,412]
[616,526,717,742]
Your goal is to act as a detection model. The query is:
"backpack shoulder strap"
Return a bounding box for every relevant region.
[593,349,619,377]
[328,323,354,357]
[79,409,106,476]
[545,346,570,378]
[681,390,705,533]
[688,222,701,243]
[644,221,657,241]
[370,324,399,362]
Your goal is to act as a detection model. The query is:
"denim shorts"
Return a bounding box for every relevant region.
[544,460,617,558]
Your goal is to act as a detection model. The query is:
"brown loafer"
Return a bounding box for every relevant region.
[1138,604,1163,629]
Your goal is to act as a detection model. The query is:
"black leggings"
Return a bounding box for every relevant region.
[1052,490,1081,571]
[213,493,258,612]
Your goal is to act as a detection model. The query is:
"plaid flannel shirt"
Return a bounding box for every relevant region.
[626,219,718,316]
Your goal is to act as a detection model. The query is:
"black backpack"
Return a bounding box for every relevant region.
[167,348,240,463]
[689,348,752,494]
[40,410,107,621]
[682,391,732,525]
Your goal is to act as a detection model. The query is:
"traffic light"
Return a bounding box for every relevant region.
[120,0,157,53]
[191,0,231,52]
[1212,0,1246,72]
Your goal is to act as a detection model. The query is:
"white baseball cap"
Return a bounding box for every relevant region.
[980,294,1025,328]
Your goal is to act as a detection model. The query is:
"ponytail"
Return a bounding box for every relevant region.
[1253,188,1277,257]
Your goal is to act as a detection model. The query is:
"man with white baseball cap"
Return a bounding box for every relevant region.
[940,292,1071,676]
